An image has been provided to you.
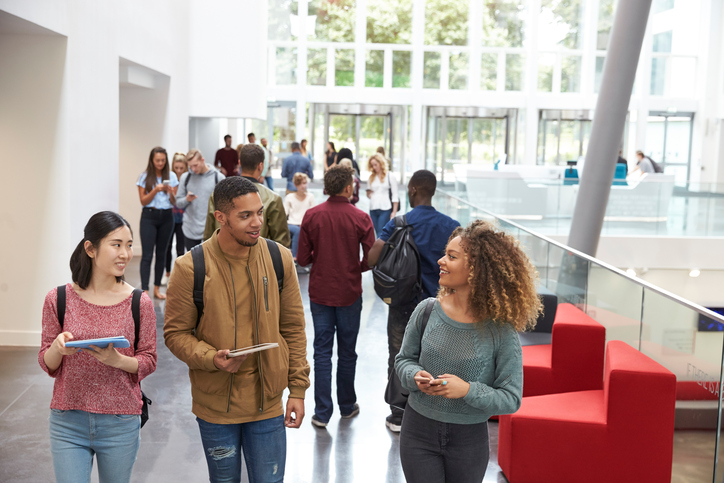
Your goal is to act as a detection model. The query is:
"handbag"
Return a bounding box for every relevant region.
[384,299,435,410]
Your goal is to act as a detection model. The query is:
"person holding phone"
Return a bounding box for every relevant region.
[395,220,542,483]
[38,211,157,483]
[162,153,189,284]
[137,146,178,299]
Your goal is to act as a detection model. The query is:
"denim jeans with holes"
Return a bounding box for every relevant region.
[196,415,286,483]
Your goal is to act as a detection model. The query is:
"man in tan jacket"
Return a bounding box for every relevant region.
[203,144,291,248]
[164,176,309,482]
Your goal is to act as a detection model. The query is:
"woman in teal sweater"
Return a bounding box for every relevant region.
[395,220,542,483]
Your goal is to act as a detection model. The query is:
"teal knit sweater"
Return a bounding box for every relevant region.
[395,298,523,424]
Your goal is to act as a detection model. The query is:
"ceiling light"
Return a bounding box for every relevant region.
[689,269,700,278]
[626,268,637,277]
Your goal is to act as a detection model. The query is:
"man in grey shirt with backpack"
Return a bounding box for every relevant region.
[176,149,224,250]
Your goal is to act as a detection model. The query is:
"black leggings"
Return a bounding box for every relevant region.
[165,221,185,272]
[139,208,174,290]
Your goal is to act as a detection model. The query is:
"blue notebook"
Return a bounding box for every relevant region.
[65,336,130,349]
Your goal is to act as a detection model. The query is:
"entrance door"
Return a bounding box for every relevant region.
[425,107,515,183]
[537,110,593,166]
[645,112,694,184]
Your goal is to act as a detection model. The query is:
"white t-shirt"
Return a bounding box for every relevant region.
[368,172,399,211]
[284,192,316,225]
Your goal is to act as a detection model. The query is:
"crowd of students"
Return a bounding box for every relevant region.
[38,138,542,483]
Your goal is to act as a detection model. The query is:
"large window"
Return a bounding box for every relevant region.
[482,0,526,47]
[335,49,355,86]
[392,51,412,88]
[423,52,441,89]
[308,0,356,42]
[538,0,585,50]
[449,52,468,90]
[307,48,327,86]
[366,0,412,44]
[365,50,384,88]
[275,47,297,85]
[425,0,468,46]
[645,113,694,184]
[268,0,299,41]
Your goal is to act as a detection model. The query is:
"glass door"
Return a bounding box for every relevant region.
[646,112,694,184]
[537,110,592,165]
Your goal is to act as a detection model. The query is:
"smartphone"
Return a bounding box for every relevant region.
[414,375,435,384]
[163,180,171,186]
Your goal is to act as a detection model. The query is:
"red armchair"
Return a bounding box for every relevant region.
[523,303,606,397]
[498,340,677,483]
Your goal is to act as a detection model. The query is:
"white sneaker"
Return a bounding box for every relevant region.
[161,274,170,286]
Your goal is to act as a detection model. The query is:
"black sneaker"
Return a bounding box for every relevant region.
[311,415,328,428]
[385,414,402,433]
[340,403,360,419]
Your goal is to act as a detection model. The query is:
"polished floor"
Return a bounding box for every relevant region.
[0,257,718,482]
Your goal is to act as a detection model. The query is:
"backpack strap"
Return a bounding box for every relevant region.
[184,172,191,189]
[191,244,206,328]
[57,285,66,329]
[265,238,284,294]
[214,171,218,184]
[417,298,435,355]
[131,289,143,351]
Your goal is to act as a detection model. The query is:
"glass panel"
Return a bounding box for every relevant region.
[366,0,412,44]
[268,0,298,41]
[517,231,550,283]
[275,47,297,85]
[596,0,615,50]
[471,118,505,166]
[539,0,585,50]
[640,288,720,482]
[538,53,555,92]
[423,52,441,89]
[558,120,580,162]
[537,118,560,165]
[392,51,412,88]
[424,0,469,46]
[335,49,355,86]
[650,57,666,96]
[445,118,469,175]
[505,54,525,91]
[645,116,666,163]
[665,116,692,181]
[587,264,643,349]
[359,116,385,163]
[652,0,674,14]
[545,244,589,308]
[270,105,296,158]
[561,55,581,93]
[653,31,673,53]
[480,53,497,90]
[328,114,356,158]
[365,50,384,88]
[594,56,605,93]
[482,0,526,47]
[449,52,468,90]
[426,115,443,177]
[307,48,327,86]
[308,0,356,42]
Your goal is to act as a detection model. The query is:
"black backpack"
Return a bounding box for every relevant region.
[190,238,284,327]
[56,286,152,428]
[373,215,422,307]
[184,170,219,189]
[647,156,664,173]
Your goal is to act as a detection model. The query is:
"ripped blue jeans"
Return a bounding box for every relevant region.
[196,415,286,483]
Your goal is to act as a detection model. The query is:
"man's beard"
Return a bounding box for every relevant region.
[232,234,259,247]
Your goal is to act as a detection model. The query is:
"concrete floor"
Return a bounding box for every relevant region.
[0,257,719,482]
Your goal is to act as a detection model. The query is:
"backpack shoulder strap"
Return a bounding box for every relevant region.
[57,285,66,329]
[131,289,143,351]
[191,244,206,327]
[184,172,190,189]
[417,298,436,354]
[214,171,218,184]
[265,238,284,294]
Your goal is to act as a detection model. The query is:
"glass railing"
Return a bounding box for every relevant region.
[432,188,724,481]
[446,174,724,237]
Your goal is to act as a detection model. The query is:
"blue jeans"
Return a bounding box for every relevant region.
[49,409,141,483]
[288,224,300,258]
[370,209,392,236]
[196,415,286,483]
[265,176,274,190]
[400,405,489,483]
[311,297,363,422]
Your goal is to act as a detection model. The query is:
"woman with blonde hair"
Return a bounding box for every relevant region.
[163,153,188,283]
[284,172,315,260]
[366,153,398,235]
[395,220,542,483]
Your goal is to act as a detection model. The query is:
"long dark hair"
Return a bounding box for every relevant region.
[70,212,133,290]
[143,147,169,193]
[326,141,336,154]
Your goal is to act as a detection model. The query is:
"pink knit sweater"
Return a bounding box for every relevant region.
[38,284,157,415]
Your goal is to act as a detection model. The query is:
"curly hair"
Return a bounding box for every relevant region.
[367,153,388,183]
[439,220,542,331]
[324,165,354,196]
[293,172,309,186]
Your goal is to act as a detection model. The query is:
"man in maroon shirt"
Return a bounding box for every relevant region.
[214,134,239,176]
[297,165,375,428]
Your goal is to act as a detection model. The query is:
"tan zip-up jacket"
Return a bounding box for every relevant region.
[163,231,309,420]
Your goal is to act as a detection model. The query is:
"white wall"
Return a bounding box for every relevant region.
[189,118,223,167]
[188,0,268,120]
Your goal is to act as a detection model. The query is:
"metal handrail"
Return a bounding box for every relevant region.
[439,188,724,324]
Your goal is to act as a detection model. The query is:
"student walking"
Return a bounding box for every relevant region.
[175,149,224,251]
[395,220,541,483]
[137,146,178,299]
[368,170,460,432]
[281,142,314,196]
[164,176,310,483]
[284,173,315,260]
[366,153,399,236]
[163,153,188,284]
[297,165,375,427]
[39,211,157,483]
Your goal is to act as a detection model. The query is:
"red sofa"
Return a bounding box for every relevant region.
[523,303,606,397]
[498,340,677,483]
